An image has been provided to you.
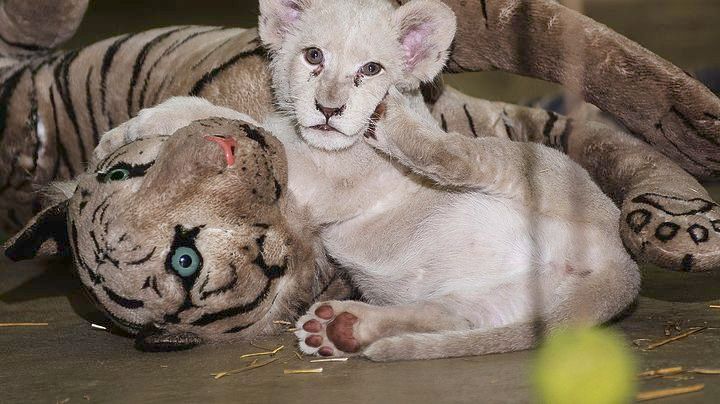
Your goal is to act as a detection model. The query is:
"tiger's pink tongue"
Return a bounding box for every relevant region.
[204,135,237,167]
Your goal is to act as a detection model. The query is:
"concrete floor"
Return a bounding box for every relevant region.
[2,0,720,403]
[1,242,720,403]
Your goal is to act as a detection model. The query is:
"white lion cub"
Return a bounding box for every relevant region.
[107,0,640,361]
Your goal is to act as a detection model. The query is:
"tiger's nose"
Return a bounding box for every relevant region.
[204,135,236,167]
[315,101,345,120]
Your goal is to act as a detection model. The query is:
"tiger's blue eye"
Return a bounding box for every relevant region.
[171,247,201,277]
[105,168,130,182]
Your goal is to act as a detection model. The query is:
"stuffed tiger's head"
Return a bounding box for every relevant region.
[3,117,320,351]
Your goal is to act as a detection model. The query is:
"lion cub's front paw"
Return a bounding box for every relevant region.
[364,89,418,153]
[295,301,378,357]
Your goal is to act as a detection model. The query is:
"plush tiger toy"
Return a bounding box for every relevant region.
[5,115,358,351]
[1,0,719,273]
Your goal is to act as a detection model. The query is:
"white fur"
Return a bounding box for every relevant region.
[259,0,455,151]
[116,0,639,360]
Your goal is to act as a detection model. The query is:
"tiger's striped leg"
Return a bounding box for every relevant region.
[422,0,720,180]
[430,86,720,273]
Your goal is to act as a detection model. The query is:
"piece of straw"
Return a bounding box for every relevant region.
[644,326,707,350]
[637,367,683,378]
[284,368,323,374]
[689,368,720,375]
[212,358,278,379]
[310,358,349,363]
[709,305,720,309]
[0,322,49,327]
[91,323,108,330]
[240,345,284,359]
[636,384,704,401]
[250,341,273,350]
[286,327,299,332]
[273,320,293,325]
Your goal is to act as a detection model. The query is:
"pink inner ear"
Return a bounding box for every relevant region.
[402,23,432,70]
[279,0,302,27]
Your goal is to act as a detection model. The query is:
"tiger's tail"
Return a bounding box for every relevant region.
[0,0,88,59]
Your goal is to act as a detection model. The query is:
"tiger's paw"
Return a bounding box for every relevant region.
[621,192,720,272]
[295,301,379,357]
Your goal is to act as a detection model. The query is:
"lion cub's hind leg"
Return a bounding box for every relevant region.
[296,300,472,357]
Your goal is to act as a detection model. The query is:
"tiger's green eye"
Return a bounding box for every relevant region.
[171,247,202,277]
[105,168,130,182]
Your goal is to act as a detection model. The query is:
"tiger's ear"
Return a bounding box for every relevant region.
[3,200,71,261]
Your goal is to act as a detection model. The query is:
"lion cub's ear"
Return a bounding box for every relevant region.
[3,200,71,261]
[258,0,314,51]
[394,0,457,85]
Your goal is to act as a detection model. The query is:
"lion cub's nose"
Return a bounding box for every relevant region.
[315,100,345,120]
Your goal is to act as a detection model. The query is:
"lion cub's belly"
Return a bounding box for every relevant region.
[323,190,539,305]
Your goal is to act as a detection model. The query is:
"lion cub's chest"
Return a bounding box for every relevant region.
[285,142,422,225]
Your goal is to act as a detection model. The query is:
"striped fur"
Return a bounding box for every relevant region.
[0,25,274,235]
[1,0,719,275]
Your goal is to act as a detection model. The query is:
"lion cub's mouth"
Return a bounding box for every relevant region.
[309,124,341,133]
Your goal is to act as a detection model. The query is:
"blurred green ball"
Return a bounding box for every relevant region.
[533,327,636,404]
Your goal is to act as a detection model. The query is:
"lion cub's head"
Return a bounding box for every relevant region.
[259,0,456,150]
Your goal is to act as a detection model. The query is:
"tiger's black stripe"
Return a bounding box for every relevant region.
[138,27,224,109]
[53,49,89,165]
[480,0,489,29]
[189,47,266,96]
[190,36,234,70]
[462,104,478,137]
[542,110,559,142]
[127,247,157,266]
[191,278,273,326]
[49,86,76,178]
[103,286,145,309]
[85,66,100,144]
[560,118,573,152]
[70,221,103,285]
[0,66,26,141]
[502,109,515,139]
[28,68,40,174]
[200,266,239,300]
[100,33,133,126]
[127,27,189,116]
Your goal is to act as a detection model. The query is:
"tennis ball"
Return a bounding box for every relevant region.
[533,327,636,404]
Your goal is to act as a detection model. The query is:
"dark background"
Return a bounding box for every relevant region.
[66,0,720,103]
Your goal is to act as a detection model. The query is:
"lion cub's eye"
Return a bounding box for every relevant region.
[304,47,324,65]
[360,62,383,76]
[105,168,130,182]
